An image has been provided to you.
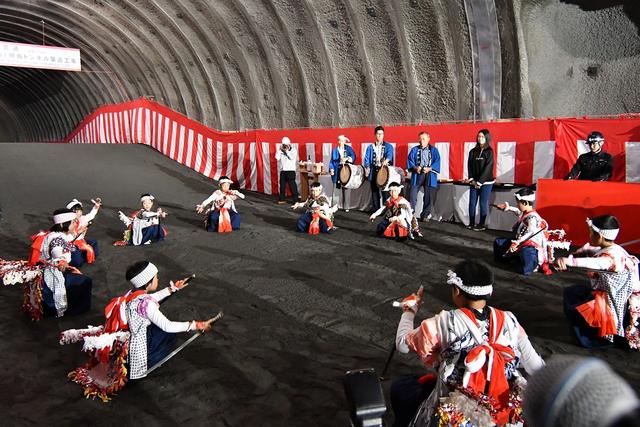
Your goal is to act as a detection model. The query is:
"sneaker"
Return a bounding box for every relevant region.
[473,224,486,231]
[414,229,424,238]
[345,209,350,213]
[466,224,474,230]
[277,200,286,205]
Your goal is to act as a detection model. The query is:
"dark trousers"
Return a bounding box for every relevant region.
[390,375,435,427]
[146,324,178,367]
[370,170,390,211]
[409,174,437,218]
[469,183,493,226]
[207,209,241,232]
[493,238,539,276]
[128,224,165,245]
[296,212,332,233]
[376,218,408,241]
[279,170,300,202]
[70,239,99,268]
[42,272,93,317]
[562,284,622,348]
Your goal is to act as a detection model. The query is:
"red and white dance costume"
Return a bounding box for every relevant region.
[294,188,337,234]
[493,193,551,275]
[197,177,243,233]
[39,212,93,318]
[61,262,201,400]
[562,220,640,348]
[125,263,199,379]
[395,271,544,426]
[67,199,100,267]
[116,194,167,246]
[370,183,415,240]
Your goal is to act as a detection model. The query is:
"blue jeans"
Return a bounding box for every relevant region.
[494,237,539,276]
[409,174,437,218]
[469,184,493,225]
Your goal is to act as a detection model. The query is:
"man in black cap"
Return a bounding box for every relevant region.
[566,131,613,181]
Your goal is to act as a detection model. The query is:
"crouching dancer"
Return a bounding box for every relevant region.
[392,260,544,427]
[196,176,243,232]
[116,194,167,246]
[556,215,640,349]
[66,198,102,267]
[292,181,337,234]
[493,188,550,276]
[61,261,218,401]
[370,182,421,240]
[40,208,93,318]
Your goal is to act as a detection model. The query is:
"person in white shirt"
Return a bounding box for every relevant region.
[275,136,300,204]
[66,198,102,267]
[124,261,216,380]
[196,176,244,232]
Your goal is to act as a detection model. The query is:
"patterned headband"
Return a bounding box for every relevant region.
[446,270,493,296]
[53,212,77,225]
[586,218,619,241]
[515,193,535,202]
[130,262,158,288]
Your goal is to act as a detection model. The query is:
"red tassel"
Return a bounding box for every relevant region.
[74,239,96,264]
[308,211,321,235]
[577,290,617,337]
[218,208,232,233]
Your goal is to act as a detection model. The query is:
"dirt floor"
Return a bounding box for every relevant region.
[0,143,638,426]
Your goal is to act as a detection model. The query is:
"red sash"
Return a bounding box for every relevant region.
[218,207,232,233]
[101,290,146,362]
[577,290,617,337]
[459,307,516,425]
[73,240,96,263]
[29,231,48,265]
[383,198,408,238]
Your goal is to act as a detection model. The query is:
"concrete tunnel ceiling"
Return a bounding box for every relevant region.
[0,1,639,142]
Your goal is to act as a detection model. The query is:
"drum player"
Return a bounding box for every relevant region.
[363,126,394,212]
[329,134,357,212]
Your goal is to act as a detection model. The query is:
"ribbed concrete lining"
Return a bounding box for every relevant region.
[0,1,475,142]
[2,1,638,142]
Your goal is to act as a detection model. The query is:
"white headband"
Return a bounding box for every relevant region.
[130,262,159,288]
[66,199,82,210]
[389,184,403,190]
[586,218,619,241]
[338,135,350,143]
[447,270,493,296]
[281,137,291,146]
[219,178,233,185]
[53,212,77,225]
[515,193,535,202]
[140,195,155,203]
[311,184,323,191]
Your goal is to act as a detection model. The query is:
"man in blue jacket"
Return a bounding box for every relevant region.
[407,131,440,221]
[329,135,357,211]
[363,126,394,212]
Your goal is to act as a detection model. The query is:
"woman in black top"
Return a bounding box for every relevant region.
[467,129,495,231]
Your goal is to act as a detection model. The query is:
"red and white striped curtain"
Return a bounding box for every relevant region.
[65,98,640,190]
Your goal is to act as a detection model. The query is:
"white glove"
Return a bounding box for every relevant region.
[233,190,246,199]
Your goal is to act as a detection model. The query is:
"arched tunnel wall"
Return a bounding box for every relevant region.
[0,1,638,142]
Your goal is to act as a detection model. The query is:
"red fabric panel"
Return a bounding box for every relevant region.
[537,179,640,253]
